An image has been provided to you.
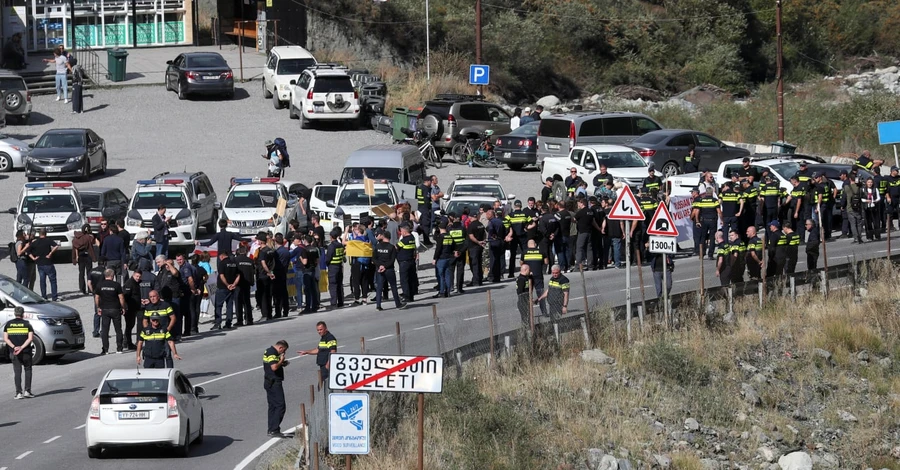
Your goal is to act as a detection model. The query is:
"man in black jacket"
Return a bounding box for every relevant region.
[150,205,171,262]
[100,225,127,283]
[234,246,255,326]
[122,270,142,350]
[195,219,248,257]
[153,255,182,340]
[372,230,405,311]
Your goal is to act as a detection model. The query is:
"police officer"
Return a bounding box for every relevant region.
[805,219,820,279]
[263,339,290,438]
[299,321,337,383]
[714,231,730,286]
[136,315,181,369]
[734,157,756,183]
[813,172,836,240]
[637,190,657,261]
[396,224,418,302]
[537,264,569,320]
[719,181,744,236]
[432,221,456,298]
[416,177,433,245]
[783,224,801,276]
[504,200,528,277]
[759,175,783,233]
[886,166,900,231]
[95,268,126,355]
[521,239,547,315]
[87,256,107,338]
[447,213,467,294]
[786,176,808,239]
[692,187,722,260]
[773,221,789,279]
[212,251,240,330]
[538,202,560,273]
[234,246,255,326]
[739,179,758,240]
[325,229,346,309]
[466,212,487,286]
[855,150,877,172]
[642,165,661,194]
[794,161,813,188]
[122,270,142,350]
[688,188,702,256]
[3,307,34,398]
[875,166,889,234]
[766,220,784,279]
[745,226,764,281]
[486,208,506,283]
[373,230,405,310]
[728,230,746,285]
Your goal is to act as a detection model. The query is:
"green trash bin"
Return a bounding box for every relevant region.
[107,49,129,82]
[392,107,411,142]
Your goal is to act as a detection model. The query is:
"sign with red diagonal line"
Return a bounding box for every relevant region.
[329,353,444,393]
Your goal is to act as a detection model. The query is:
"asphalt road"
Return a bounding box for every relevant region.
[0,84,895,469]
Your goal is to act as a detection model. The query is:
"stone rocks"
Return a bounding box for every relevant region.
[684,418,700,431]
[536,95,560,108]
[598,454,618,470]
[857,350,870,363]
[581,349,615,365]
[758,446,777,462]
[617,459,633,470]
[672,84,732,106]
[741,383,762,406]
[777,451,812,470]
[838,410,858,422]
[587,448,606,468]
[813,452,840,468]
[653,454,672,468]
[700,459,722,470]
[879,357,893,369]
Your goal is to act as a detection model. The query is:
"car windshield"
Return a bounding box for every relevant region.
[338,188,395,206]
[35,133,85,148]
[451,184,504,199]
[446,200,493,215]
[596,151,647,168]
[226,189,279,209]
[0,277,46,304]
[277,58,316,75]
[187,55,227,68]
[770,162,800,180]
[341,167,401,184]
[80,194,101,210]
[21,194,77,214]
[508,122,539,136]
[132,191,187,210]
[313,76,354,93]
[101,379,169,394]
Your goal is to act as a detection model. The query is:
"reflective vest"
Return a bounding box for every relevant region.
[330,245,345,264]
[522,248,543,262]
[692,196,720,219]
[643,176,661,193]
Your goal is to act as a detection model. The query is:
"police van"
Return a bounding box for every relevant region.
[8,181,84,250]
[215,177,299,236]
[124,174,218,247]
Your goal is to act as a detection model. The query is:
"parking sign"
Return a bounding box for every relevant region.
[469,65,490,85]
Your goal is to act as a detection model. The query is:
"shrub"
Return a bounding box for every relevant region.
[641,339,711,386]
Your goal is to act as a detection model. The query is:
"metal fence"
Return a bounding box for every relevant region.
[294,247,897,469]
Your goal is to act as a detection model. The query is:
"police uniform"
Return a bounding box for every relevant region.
[467,219,486,285]
[547,274,570,320]
[263,346,286,435]
[856,155,874,171]
[785,231,801,275]
[3,317,34,396]
[729,238,747,284]
[716,241,731,286]
[415,184,432,244]
[788,183,808,238]
[638,194,657,260]
[759,179,783,232]
[771,229,787,278]
[521,246,547,315]
[373,238,402,309]
[138,326,172,369]
[504,207,528,276]
[234,252,255,326]
[317,332,337,382]
[642,174,662,194]
[433,230,456,296]
[692,194,720,258]
[888,172,900,229]
[88,264,105,336]
[448,220,467,293]
[325,239,345,307]
[745,235,763,280]
[739,182,758,239]
[815,178,836,239]
[719,185,743,235]
[396,232,418,302]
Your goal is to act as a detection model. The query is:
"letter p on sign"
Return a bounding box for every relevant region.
[469,65,490,85]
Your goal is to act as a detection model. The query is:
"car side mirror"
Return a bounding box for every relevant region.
[194,386,205,397]
[507,194,516,200]
[326,200,335,208]
[191,202,201,210]
[442,194,449,200]
[27,143,34,149]
[290,79,296,86]
[331,179,339,186]
[585,164,596,171]
[7,207,14,214]
[166,60,173,65]
[213,202,222,210]
[196,193,206,200]
[90,388,97,396]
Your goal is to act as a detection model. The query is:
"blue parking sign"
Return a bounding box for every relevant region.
[877,120,900,145]
[469,64,490,85]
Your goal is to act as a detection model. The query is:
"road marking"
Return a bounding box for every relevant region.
[74,424,86,430]
[412,323,442,331]
[196,355,303,386]
[15,451,32,459]
[233,424,302,470]
[43,436,61,444]
[2,465,9,470]
[463,315,488,321]
[367,334,392,341]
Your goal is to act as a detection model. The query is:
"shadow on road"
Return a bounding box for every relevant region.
[0,421,19,428]
[98,434,237,459]
[185,371,221,379]
[38,386,85,397]
[84,103,110,113]
[92,168,127,180]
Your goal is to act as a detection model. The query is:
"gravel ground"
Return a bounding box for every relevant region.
[0,81,543,350]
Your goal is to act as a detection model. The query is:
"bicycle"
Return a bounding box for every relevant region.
[401,127,442,169]
[452,130,501,168]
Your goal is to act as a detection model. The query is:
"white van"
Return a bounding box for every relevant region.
[263,46,317,109]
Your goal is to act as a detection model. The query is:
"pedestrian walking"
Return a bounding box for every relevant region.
[43,49,71,102]
[298,321,337,384]
[94,268,126,355]
[537,265,570,320]
[263,340,290,437]
[4,307,34,399]
[212,252,240,330]
[325,230,346,309]
[136,316,181,369]
[373,230,405,310]
[122,270,142,350]
[234,246,255,326]
[27,228,58,301]
[521,239,547,315]
[13,230,34,287]
[71,64,84,113]
[72,224,96,295]
[264,140,285,178]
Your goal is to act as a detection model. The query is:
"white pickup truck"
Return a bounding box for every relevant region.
[666,155,823,196]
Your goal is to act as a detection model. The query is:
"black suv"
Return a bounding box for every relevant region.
[418,94,512,155]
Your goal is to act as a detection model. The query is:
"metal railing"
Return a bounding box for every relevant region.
[73,48,103,85]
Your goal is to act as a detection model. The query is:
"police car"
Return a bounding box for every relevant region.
[124,176,217,246]
[440,174,514,213]
[8,181,84,250]
[315,179,417,230]
[215,177,299,236]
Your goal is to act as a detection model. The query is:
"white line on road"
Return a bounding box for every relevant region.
[15,451,32,460]
[367,334,392,341]
[412,323,442,331]
[43,436,61,444]
[233,424,302,470]
[463,315,488,321]
[74,424,86,430]
[2,465,9,470]
[196,355,303,386]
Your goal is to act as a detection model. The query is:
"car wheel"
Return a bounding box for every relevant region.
[289,104,298,120]
[272,93,283,110]
[177,421,191,457]
[451,143,467,165]
[262,79,273,99]
[165,76,172,92]
[0,153,12,172]
[177,82,187,101]
[31,336,45,364]
[661,161,679,178]
[80,160,91,181]
[87,446,101,459]
[99,153,107,175]
[195,413,204,445]
[507,163,524,171]
[300,113,310,129]
[3,90,25,114]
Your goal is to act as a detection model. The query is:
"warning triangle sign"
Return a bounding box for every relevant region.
[646,203,679,236]
[607,186,645,221]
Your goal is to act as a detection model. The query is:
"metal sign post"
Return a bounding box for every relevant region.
[608,186,645,342]
[625,221,632,341]
[649,234,677,329]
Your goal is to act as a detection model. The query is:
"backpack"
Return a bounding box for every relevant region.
[8,241,17,263]
[274,138,290,168]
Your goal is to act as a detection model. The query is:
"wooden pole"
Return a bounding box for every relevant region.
[346,455,351,469]
[396,321,402,354]
[300,403,308,465]
[417,393,425,470]
[579,264,591,327]
[819,202,828,296]
[360,336,365,354]
[698,242,705,315]
[528,279,535,337]
[761,232,767,301]
[487,290,495,366]
[432,305,442,354]
[238,21,244,82]
[775,0,785,142]
[634,247,646,333]
[314,443,320,470]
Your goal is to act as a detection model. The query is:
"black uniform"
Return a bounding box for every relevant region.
[692,195,720,258]
[88,265,106,336]
[325,240,345,307]
[729,238,746,284]
[317,332,337,382]
[416,185,432,244]
[719,187,742,235]
[816,179,836,239]
[806,222,821,275]
[234,253,255,325]
[255,246,276,319]
[448,221,467,293]
[745,235,763,280]
[396,234,418,301]
[759,180,783,231]
[263,346,286,434]
[95,279,124,353]
[138,326,171,369]
[547,274,570,320]
[716,241,731,286]
[466,220,486,285]
[521,247,547,315]
[3,318,33,395]
[515,273,533,326]
[373,241,402,309]
[642,174,662,194]
[785,232,801,275]
[504,209,528,276]
[769,229,787,278]
[122,276,142,349]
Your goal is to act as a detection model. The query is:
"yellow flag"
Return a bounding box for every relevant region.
[345,240,373,258]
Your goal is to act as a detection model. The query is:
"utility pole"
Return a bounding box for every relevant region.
[475,0,483,95]
[425,0,431,81]
[775,0,785,142]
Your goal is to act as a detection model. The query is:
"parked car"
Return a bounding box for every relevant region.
[0,70,31,124]
[25,128,107,182]
[626,129,751,177]
[9,181,85,250]
[124,172,219,246]
[417,94,512,156]
[79,187,130,231]
[440,174,514,213]
[493,121,539,171]
[288,64,360,129]
[536,111,663,166]
[165,52,234,100]
[85,368,205,458]
[541,144,661,193]
[0,132,31,172]
[263,45,317,109]
[216,177,299,236]
[0,274,86,363]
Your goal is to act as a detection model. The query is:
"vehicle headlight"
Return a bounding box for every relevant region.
[176,215,194,226]
[126,217,141,227]
[10,145,24,152]
[39,316,64,326]
[25,156,33,163]
[226,218,235,227]
[66,213,83,230]
[66,155,85,163]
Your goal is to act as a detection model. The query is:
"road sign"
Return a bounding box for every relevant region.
[648,236,677,254]
[329,393,370,455]
[469,64,490,85]
[607,186,645,221]
[878,120,900,145]
[646,203,679,237]
[329,353,444,393]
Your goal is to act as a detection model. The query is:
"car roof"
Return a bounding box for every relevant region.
[151,172,202,181]
[270,46,315,59]
[573,144,638,153]
[229,182,282,191]
[43,128,89,135]
[637,129,698,136]
[106,368,174,380]
[78,187,117,194]
[544,111,649,120]
[183,52,225,59]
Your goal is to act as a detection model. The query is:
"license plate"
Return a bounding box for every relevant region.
[45,167,61,172]
[202,76,219,80]
[75,336,84,344]
[118,411,149,420]
[547,144,560,150]
[240,227,257,234]
[503,152,511,159]
[315,105,324,113]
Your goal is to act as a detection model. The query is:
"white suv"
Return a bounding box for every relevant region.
[124,175,218,247]
[215,177,299,236]
[263,46,317,110]
[288,64,361,129]
[10,181,84,250]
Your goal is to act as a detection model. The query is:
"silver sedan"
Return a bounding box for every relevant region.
[0,132,30,172]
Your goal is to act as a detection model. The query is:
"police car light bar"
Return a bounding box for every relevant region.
[455,174,499,180]
[231,177,280,185]
[25,182,73,189]
[136,179,185,185]
[346,178,388,184]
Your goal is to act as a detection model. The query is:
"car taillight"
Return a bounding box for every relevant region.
[223,71,233,79]
[186,71,199,80]
[87,216,103,223]
[26,91,31,102]
[307,90,313,100]
[167,394,178,418]
[569,122,576,149]
[448,114,456,124]
[638,149,656,158]
[354,91,359,99]
[89,397,100,419]
[519,139,533,147]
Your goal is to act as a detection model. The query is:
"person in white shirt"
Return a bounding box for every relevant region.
[509,107,522,130]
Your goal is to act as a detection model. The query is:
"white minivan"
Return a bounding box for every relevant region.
[263,46,317,110]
